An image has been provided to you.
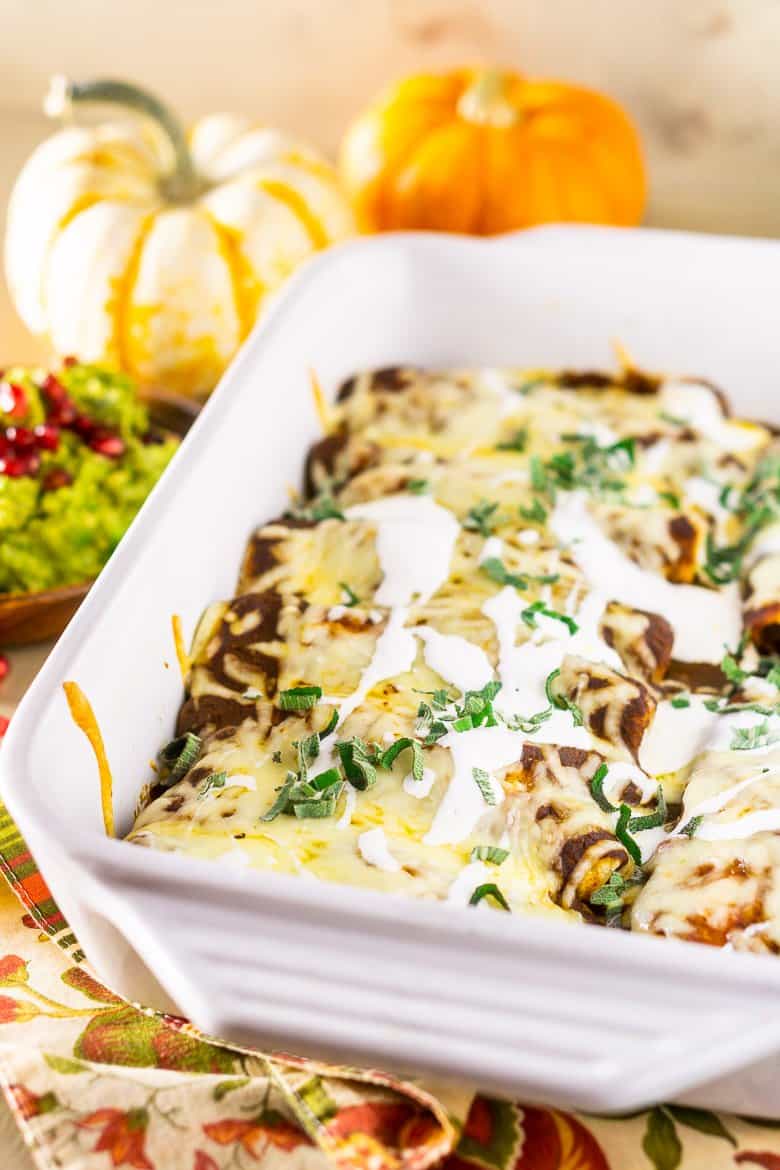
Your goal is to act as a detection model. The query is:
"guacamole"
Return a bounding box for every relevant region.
[0,363,178,594]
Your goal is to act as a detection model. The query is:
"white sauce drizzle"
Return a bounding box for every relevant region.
[684,475,731,526]
[424,725,511,846]
[659,381,758,453]
[447,860,490,905]
[479,535,503,564]
[640,697,717,776]
[358,827,401,872]
[337,782,357,829]
[480,368,528,418]
[550,491,741,663]
[642,439,671,475]
[577,420,619,447]
[346,494,460,607]
[403,766,437,798]
[415,626,493,696]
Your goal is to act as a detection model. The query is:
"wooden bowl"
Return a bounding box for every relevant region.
[0,390,200,647]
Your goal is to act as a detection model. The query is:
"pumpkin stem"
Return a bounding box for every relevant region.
[457,69,518,128]
[44,75,200,202]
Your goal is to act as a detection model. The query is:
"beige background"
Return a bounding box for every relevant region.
[2,0,780,363]
[1,3,780,1162]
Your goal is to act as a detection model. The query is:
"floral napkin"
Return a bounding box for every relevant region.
[1,645,780,1170]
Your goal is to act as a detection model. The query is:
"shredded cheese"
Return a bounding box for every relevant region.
[63,681,115,837]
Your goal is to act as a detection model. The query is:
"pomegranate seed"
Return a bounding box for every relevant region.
[0,715,9,740]
[33,423,60,452]
[0,382,28,419]
[73,414,96,439]
[41,466,73,491]
[0,654,8,683]
[0,455,27,477]
[91,431,125,458]
[41,373,67,403]
[4,426,35,452]
[49,401,78,427]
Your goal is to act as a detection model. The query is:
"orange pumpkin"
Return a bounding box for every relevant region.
[340,67,646,235]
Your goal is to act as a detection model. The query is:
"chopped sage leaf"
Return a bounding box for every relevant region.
[470,845,509,865]
[472,767,497,806]
[279,685,323,711]
[590,763,616,813]
[339,582,360,607]
[615,804,642,864]
[469,883,510,911]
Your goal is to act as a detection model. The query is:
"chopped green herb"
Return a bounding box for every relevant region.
[589,869,645,919]
[319,709,339,739]
[670,695,690,709]
[337,738,379,790]
[481,557,528,591]
[530,455,548,494]
[721,653,747,686]
[472,767,497,806]
[659,410,687,426]
[731,720,780,751]
[198,771,228,800]
[590,763,616,813]
[279,685,323,711]
[381,737,424,781]
[767,664,780,689]
[615,804,642,864]
[520,600,578,635]
[658,490,682,510]
[261,775,296,821]
[628,785,667,832]
[497,428,528,453]
[293,795,340,818]
[157,732,201,783]
[339,582,360,607]
[519,499,547,524]
[680,815,703,838]
[288,494,345,522]
[464,499,500,538]
[272,750,282,764]
[406,478,430,494]
[469,883,510,911]
[470,845,509,865]
[544,668,584,727]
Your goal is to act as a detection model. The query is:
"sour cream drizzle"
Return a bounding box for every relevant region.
[550,490,741,663]
[358,827,401,872]
[415,626,493,696]
[659,381,758,453]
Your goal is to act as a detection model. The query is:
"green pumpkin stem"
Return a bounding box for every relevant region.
[44,74,200,202]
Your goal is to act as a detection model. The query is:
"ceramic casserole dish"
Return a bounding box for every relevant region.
[3,225,780,1116]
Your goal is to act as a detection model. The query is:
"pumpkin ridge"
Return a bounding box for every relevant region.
[200,208,264,344]
[256,178,328,250]
[111,211,156,378]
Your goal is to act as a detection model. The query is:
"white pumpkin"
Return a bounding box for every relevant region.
[5,77,356,397]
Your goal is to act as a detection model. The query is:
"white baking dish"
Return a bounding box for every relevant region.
[4,225,780,1115]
